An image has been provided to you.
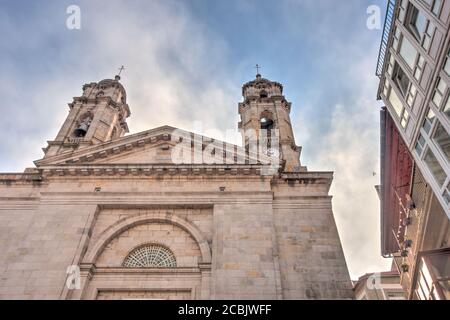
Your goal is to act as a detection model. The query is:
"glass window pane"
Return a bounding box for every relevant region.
[419,134,426,147]
[388,65,393,76]
[439,280,450,299]
[423,119,432,133]
[438,79,446,93]
[433,91,443,107]
[423,109,435,134]
[402,117,408,128]
[418,273,430,299]
[416,142,423,155]
[427,109,436,122]
[433,0,442,15]
[413,9,427,36]
[417,285,427,300]
[423,37,431,50]
[430,287,439,300]
[427,254,450,280]
[407,95,414,106]
[424,149,447,187]
[418,55,425,68]
[445,59,450,76]
[388,88,404,117]
[399,37,418,69]
[393,64,410,96]
[415,69,422,80]
[422,260,434,290]
[404,109,409,119]
[399,10,406,23]
[426,22,435,37]
[443,96,450,119]
[433,122,450,162]
[443,188,450,204]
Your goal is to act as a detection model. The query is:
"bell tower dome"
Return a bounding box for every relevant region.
[238,73,302,172]
[43,75,131,157]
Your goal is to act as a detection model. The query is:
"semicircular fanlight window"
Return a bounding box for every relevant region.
[122,245,177,268]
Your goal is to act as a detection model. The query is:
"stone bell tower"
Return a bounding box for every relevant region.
[238,72,302,172]
[43,75,130,158]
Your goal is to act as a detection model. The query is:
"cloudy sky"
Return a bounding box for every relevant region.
[0,0,390,278]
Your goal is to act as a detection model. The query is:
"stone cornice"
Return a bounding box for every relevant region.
[278,172,334,192]
[0,172,44,186]
[38,164,265,177]
[0,166,334,192]
[72,96,130,116]
[281,172,334,181]
[242,77,284,95]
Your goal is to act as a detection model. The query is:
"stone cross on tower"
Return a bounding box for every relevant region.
[255,64,261,76]
[118,65,125,76]
[115,66,125,81]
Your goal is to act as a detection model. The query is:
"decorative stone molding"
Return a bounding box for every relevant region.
[242,76,284,96]
[89,267,203,275]
[35,126,270,167]
[279,172,333,192]
[0,172,43,186]
[83,212,212,266]
[38,165,264,177]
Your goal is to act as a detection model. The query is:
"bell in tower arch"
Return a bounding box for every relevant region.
[74,114,92,137]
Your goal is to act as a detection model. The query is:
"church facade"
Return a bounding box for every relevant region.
[0,74,354,300]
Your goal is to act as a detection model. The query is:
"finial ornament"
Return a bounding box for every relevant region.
[115,65,125,80]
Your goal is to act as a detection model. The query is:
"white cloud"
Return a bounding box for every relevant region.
[299,54,392,278]
[0,0,239,170]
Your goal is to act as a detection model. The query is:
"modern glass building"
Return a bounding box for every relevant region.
[377,0,450,299]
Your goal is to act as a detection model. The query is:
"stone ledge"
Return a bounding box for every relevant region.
[91,267,205,275]
[38,165,266,177]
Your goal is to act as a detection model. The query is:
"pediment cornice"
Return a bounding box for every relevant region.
[34,126,268,167]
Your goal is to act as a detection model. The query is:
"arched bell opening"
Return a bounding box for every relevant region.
[74,112,93,138]
[260,111,275,149]
[259,90,269,99]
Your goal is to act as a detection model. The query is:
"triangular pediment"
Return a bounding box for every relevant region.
[34,126,269,167]
[93,140,177,164]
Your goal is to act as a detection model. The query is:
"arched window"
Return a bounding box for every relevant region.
[260,111,275,149]
[260,110,274,130]
[122,244,177,268]
[74,112,93,138]
[260,117,274,130]
[260,90,268,98]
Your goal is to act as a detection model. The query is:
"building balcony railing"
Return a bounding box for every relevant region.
[376,0,397,77]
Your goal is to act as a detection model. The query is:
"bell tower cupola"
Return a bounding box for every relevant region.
[238,72,302,172]
[43,74,131,157]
